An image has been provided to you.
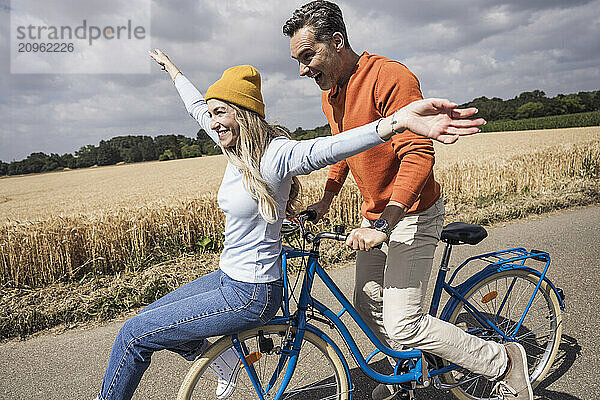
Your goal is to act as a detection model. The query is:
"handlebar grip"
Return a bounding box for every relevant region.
[299,209,318,222]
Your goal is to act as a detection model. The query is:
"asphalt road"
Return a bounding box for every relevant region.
[1,206,598,400]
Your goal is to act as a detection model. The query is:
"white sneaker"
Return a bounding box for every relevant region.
[211,347,242,399]
[493,342,533,400]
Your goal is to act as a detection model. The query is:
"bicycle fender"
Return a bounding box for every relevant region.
[302,323,353,399]
[439,266,565,323]
[518,266,565,310]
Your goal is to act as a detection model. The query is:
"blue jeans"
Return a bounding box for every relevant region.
[98,269,283,400]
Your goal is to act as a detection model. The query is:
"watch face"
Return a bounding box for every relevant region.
[374,218,388,230]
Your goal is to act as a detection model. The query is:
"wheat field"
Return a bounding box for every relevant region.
[1,126,599,287]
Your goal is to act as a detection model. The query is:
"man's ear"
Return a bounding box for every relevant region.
[332,32,345,52]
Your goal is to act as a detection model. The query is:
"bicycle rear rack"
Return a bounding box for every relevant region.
[447,247,550,286]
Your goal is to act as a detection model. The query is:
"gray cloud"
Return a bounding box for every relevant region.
[1,0,599,161]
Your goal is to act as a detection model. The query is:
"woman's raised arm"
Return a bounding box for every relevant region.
[148,48,181,81]
[148,49,219,145]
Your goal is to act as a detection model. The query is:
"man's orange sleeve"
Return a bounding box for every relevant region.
[375,61,436,209]
[324,159,350,194]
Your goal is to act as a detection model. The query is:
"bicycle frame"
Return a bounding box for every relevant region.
[294,248,426,385]
[230,240,565,399]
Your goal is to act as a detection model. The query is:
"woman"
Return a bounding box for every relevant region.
[93,48,483,400]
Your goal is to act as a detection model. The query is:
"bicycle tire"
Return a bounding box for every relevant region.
[441,269,563,400]
[177,324,350,400]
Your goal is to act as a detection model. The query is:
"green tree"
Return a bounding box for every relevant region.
[558,95,585,114]
[7,161,25,175]
[517,102,545,119]
[181,144,202,158]
[75,145,98,168]
[138,136,157,161]
[154,135,182,159]
[518,90,546,104]
[591,91,600,110]
[42,153,62,172]
[121,146,143,163]
[196,129,222,155]
[290,124,331,140]
[96,140,121,166]
[577,91,594,112]
[159,149,175,161]
[23,152,48,174]
[59,153,77,169]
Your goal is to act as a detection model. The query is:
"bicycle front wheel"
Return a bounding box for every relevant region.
[178,324,350,400]
[442,269,563,400]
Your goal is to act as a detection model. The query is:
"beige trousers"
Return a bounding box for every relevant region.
[353,198,507,379]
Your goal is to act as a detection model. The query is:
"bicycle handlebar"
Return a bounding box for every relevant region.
[315,232,348,242]
[290,210,348,245]
[298,209,318,222]
[286,210,385,251]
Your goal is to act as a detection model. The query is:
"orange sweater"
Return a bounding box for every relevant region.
[322,52,440,220]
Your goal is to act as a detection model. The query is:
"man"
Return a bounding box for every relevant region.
[283,2,532,400]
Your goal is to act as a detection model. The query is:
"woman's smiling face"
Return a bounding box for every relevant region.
[207,99,240,148]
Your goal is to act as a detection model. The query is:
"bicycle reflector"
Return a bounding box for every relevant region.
[481,291,498,303]
[241,352,262,369]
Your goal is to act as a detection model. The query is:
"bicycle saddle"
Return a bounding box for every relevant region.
[441,222,487,245]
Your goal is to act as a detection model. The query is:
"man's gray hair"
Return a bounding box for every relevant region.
[283,1,350,48]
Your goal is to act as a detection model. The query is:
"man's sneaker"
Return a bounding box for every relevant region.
[493,342,533,400]
[210,347,242,399]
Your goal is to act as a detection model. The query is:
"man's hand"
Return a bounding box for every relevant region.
[389,98,486,144]
[306,191,336,223]
[345,228,388,251]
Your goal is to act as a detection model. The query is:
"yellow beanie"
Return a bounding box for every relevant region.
[205,65,265,118]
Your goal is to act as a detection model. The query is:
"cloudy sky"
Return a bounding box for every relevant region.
[1,0,599,162]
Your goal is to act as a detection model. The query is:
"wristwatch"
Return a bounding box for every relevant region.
[373,217,392,237]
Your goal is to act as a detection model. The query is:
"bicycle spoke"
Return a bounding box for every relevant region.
[516,318,556,341]
[284,382,338,399]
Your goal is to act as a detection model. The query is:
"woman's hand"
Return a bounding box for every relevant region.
[379,98,486,144]
[148,49,181,81]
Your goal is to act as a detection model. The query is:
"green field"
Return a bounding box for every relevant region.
[482,110,600,133]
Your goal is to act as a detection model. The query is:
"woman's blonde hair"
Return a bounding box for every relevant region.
[222,104,302,223]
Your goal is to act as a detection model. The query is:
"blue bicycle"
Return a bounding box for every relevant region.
[178,212,565,400]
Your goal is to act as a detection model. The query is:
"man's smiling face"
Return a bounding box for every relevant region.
[289,26,343,91]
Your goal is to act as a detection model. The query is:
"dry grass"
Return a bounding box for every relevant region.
[0,253,219,340]
[1,196,223,287]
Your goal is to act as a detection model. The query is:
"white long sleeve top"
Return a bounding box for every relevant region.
[174,74,385,283]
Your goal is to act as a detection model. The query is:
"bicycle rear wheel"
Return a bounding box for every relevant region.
[442,269,563,400]
[178,324,349,400]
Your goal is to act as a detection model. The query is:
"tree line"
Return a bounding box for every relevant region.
[0,130,221,176]
[1,89,599,177]
[461,90,600,121]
